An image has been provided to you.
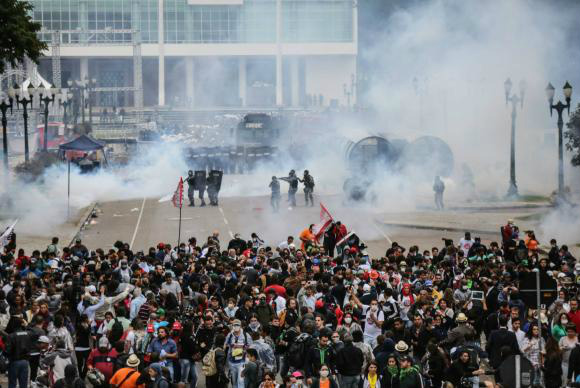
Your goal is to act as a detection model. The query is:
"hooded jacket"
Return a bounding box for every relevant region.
[42,349,77,383]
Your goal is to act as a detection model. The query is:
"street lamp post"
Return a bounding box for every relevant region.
[86,78,96,125]
[38,85,59,151]
[14,84,36,163]
[545,81,573,196]
[0,93,13,170]
[343,74,355,110]
[503,78,526,198]
[59,91,74,127]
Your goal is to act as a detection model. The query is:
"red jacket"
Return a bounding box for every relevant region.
[87,348,118,381]
[568,310,580,333]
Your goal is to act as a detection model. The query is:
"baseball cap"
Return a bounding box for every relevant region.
[369,270,379,280]
[38,336,50,344]
[147,324,155,333]
[98,337,110,348]
[86,285,97,293]
[172,321,182,331]
[292,371,303,378]
[156,308,166,316]
[363,284,371,292]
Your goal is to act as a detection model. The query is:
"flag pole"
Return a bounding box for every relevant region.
[177,204,182,248]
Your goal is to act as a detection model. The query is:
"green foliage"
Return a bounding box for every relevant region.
[565,103,580,167]
[0,0,47,74]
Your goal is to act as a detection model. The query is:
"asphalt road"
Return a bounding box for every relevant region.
[78,193,503,255]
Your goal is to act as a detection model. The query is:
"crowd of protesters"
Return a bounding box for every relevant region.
[1,217,580,388]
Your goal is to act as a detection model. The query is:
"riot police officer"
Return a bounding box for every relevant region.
[186,170,196,206]
[194,170,207,207]
[207,170,223,206]
[300,170,315,206]
[279,169,299,208]
[269,176,281,212]
[433,175,445,210]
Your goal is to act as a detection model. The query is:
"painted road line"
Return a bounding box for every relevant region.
[219,207,234,238]
[130,197,146,248]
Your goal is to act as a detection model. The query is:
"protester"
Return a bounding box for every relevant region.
[2,221,578,388]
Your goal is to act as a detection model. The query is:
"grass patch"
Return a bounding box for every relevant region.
[518,194,550,202]
[515,213,545,222]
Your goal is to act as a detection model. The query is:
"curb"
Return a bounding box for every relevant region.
[379,222,497,235]
[67,202,98,248]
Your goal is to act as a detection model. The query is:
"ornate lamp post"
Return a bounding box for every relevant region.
[545,81,573,196]
[1,90,13,170]
[503,78,526,198]
[59,90,74,127]
[13,83,36,162]
[38,85,60,151]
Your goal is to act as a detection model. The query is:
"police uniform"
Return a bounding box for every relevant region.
[280,171,299,207]
[186,171,196,206]
[194,171,207,207]
[207,170,223,206]
[269,177,281,212]
[302,171,315,206]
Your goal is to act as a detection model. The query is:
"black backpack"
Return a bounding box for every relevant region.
[109,318,124,344]
[287,333,310,368]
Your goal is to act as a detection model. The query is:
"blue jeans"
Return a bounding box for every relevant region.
[340,375,360,388]
[9,360,29,388]
[228,361,245,388]
[179,359,198,388]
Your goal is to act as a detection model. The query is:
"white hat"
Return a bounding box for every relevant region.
[98,337,110,348]
[363,284,371,292]
[38,336,50,344]
[86,285,97,293]
[456,313,468,322]
[395,341,409,352]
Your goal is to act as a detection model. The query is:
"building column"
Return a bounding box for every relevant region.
[80,58,89,81]
[185,57,195,108]
[239,57,247,107]
[290,57,300,107]
[158,0,165,106]
[275,0,283,106]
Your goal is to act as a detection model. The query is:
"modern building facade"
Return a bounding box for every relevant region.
[30,0,357,109]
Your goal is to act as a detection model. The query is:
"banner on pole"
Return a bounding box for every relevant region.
[0,220,18,248]
[313,203,333,242]
[172,177,184,208]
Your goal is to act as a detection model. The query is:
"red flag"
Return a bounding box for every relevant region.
[172,177,184,208]
[313,203,333,242]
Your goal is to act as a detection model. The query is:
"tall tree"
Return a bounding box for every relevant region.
[565,103,580,166]
[0,0,47,74]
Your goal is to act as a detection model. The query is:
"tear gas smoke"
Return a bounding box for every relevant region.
[2,0,580,248]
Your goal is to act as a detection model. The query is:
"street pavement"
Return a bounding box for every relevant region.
[76,193,533,256]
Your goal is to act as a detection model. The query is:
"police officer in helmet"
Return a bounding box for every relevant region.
[186,170,195,206]
[300,170,315,207]
[279,169,299,208]
[269,176,281,212]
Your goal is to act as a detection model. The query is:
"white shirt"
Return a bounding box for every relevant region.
[459,238,474,256]
[278,240,292,250]
[272,295,286,315]
[512,328,526,350]
[362,305,384,339]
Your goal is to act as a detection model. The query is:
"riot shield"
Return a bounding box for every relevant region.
[193,170,207,190]
[209,170,223,191]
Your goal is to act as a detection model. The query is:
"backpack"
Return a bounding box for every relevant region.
[287,333,310,368]
[109,318,124,344]
[202,348,218,376]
